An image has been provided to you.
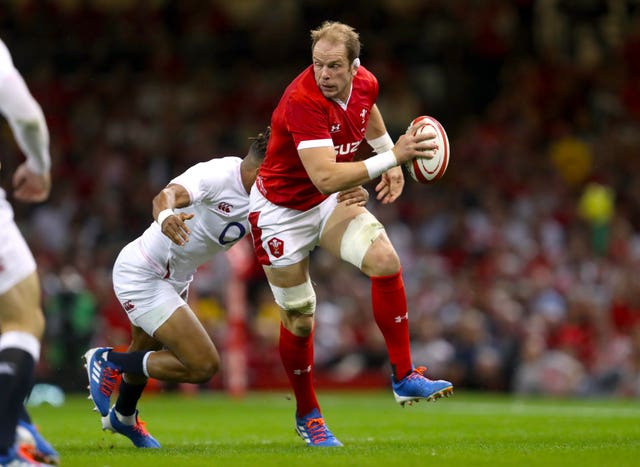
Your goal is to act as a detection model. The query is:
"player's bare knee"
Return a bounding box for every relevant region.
[290,313,315,336]
[186,353,220,383]
[360,239,401,277]
[189,362,219,383]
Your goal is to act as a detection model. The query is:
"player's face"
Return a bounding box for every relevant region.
[312,39,355,102]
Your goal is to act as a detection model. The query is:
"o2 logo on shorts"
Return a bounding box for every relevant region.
[123,300,135,312]
[268,237,284,258]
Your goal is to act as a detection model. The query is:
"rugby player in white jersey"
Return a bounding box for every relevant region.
[0,38,60,467]
[83,127,370,448]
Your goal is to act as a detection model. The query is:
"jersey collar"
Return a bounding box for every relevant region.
[331,83,353,110]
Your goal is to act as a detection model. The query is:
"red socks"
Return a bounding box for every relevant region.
[278,269,412,416]
[279,323,319,417]
[371,271,413,380]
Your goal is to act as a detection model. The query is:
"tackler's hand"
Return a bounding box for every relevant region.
[160,212,195,246]
[337,185,369,207]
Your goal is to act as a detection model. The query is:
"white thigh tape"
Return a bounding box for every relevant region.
[340,212,384,269]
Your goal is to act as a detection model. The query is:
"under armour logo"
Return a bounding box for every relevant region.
[123,300,135,312]
[330,123,341,133]
[218,202,233,213]
[394,312,408,323]
[268,237,284,258]
[293,365,312,375]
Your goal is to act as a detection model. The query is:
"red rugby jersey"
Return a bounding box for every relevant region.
[256,64,379,211]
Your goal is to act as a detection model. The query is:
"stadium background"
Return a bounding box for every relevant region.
[1,0,640,398]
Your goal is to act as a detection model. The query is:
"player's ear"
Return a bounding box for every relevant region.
[352,57,360,75]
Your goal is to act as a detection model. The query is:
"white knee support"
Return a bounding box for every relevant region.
[340,212,385,269]
[270,278,316,315]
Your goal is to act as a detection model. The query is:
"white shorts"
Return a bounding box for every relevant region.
[0,198,36,294]
[112,241,189,336]
[248,185,338,267]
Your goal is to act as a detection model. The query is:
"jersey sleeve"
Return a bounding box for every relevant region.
[0,40,15,79]
[0,39,51,174]
[285,90,333,150]
[169,158,238,205]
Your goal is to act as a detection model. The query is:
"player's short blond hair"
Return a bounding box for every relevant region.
[310,21,361,63]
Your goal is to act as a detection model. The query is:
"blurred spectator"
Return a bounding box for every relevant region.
[42,266,97,391]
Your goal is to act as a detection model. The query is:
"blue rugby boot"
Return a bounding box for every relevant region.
[16,420,59,465]
[0,443,53,466]
[392,366,453,407]
[295,408,343,447]
[102,407,161,448]
[83,347,121,416]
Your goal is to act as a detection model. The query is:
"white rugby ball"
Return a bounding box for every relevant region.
[404,115,450,183]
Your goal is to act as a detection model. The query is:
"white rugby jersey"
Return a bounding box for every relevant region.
[135,156,250,285]
[0,39,17,222]
[0,38,51,175]
[0,39,15,77]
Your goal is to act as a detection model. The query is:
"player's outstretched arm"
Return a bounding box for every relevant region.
[152,183,194,246]
[0,54,52,203]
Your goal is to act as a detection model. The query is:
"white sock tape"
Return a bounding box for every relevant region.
[142,351,153,377]
[0,331,40,361]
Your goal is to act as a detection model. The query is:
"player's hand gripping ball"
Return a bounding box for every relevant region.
[404,115,450,183]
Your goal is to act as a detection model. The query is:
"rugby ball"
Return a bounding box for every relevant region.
[404,115,450,183]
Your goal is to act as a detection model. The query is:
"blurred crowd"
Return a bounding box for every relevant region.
[2,0,640,397]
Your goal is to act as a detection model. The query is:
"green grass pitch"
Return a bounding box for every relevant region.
[27,390,640,467]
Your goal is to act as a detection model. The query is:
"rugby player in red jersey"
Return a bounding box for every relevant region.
[248,21,453,447]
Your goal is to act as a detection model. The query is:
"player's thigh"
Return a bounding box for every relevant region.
[0,219,42,330]
[113,246,187,335]
[318,200,369,258]
[152,305,218,364]
[262,257,310,288]
[0,271,44,335]
[319,202,396,274]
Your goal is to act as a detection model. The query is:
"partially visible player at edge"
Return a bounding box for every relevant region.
[248,21,453,447]
[0,38,60,466]
[82,128,371,448]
